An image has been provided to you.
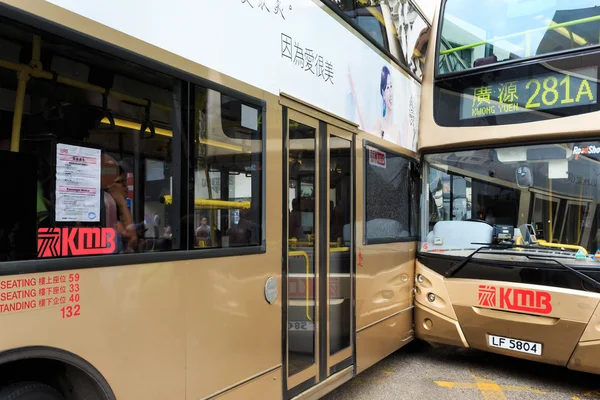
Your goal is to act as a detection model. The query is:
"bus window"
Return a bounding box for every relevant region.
[0,20,179,261]
[191,86,263,249]
[422,142,600,254]
[364,145,417,243]
[438,0,600,74]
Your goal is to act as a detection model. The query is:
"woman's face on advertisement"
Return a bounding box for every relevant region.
[383,75,393,108]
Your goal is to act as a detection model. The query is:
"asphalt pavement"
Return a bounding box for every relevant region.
[323,340,600,400]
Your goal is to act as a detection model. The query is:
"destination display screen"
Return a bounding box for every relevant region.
[460,67,598,120]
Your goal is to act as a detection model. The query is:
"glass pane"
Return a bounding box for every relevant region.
[2,19,180,262]
[561,202,589,244]
[531,196,559,241]
[364,147,413,242]
[422,142,600,258]
[192,87,263,249]
[329,136,352,355]
[287,119,316,376]
[439,0,600,74]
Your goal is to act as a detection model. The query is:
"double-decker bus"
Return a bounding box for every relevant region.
[417,0,600,374]
[0,0,430,399]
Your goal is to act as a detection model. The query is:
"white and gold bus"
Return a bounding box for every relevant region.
[417,0,600,375]
[0,0,430,399]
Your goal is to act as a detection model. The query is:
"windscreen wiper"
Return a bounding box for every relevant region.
[445,243,600,291]
[525,255,600,291]
[445,243,514,278]
[444,242,540,277]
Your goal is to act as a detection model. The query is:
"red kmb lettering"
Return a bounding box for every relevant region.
[514,289,535,308]
[39,227,117,258]
[500,287,512,309]
[536,291,552,314]
[497,287,552,314]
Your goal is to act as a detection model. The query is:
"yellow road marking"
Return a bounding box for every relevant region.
[472,374,507,400]
[501,385,546,394]
[573,391,600,399]
[435,376,547,398]
[436,381,479,389]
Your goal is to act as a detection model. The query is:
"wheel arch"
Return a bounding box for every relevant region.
[0,346,116,400]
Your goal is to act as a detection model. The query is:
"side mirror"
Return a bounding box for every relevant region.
[516,166,533,188]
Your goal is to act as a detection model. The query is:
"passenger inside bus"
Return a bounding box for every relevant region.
[0,20,263,260]
[101,153,137,252]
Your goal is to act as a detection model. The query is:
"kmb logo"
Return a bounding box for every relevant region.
[477,285,552,314]
[37,228,117,258]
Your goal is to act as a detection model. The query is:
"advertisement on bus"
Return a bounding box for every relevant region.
[46,0,422,151]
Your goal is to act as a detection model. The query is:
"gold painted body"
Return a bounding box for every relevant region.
[416,1,600,375]
[0,1,417,398]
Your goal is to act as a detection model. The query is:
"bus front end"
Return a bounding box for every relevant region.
[416,0,600,374]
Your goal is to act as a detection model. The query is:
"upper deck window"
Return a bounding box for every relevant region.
[438,0,600,75]
[327,0,431,78]
[331,0,390,50]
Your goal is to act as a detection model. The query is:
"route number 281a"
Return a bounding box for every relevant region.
[525,75,594,109]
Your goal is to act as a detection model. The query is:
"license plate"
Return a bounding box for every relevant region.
[288,321,314,331]
[488,334,542,355]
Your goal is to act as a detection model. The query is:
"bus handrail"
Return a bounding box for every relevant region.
[289,250,312,322]
[536,239,588,255]
[330,247,350,253]
[160,195,251,210]
[440,14,600,56]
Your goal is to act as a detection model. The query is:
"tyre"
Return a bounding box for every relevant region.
[0,382,64,400]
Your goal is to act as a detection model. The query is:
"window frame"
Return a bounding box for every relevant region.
[320,0,428,83]
[0,7,267,276]
[186,84,267,252]
[362,140,419,245]
[434,0,600,79]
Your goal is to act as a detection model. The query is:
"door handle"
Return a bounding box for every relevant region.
[472,306,559,325]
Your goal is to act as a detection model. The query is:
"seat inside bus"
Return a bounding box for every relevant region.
[426,221,493,250]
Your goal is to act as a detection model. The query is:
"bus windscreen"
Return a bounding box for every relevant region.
[438,0,600,75]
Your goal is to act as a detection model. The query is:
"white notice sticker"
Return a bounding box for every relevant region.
[241,104,258,130]
[55,143,101,222]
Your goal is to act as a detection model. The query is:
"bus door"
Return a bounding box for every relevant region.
[284,107,354,397]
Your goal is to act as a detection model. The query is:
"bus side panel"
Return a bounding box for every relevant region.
[4,2,282,397]
[184,100,282,399]
[355,242,415,330]
[184,253,282,399]
[0,265,187,400]
[354,136,416,372]
[354,242,415,374]
[213,367,282,400]
[356,309,412,374]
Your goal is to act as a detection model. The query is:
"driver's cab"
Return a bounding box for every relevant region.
[415,141,600,375]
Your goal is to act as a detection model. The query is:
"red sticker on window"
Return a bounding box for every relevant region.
[368,149,386,168]
[38,227,117,258]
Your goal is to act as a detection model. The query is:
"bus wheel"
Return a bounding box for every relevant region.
[0,382,64,400]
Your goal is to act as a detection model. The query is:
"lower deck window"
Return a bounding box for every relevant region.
[364,145,418,243]
[0,18,263,263]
